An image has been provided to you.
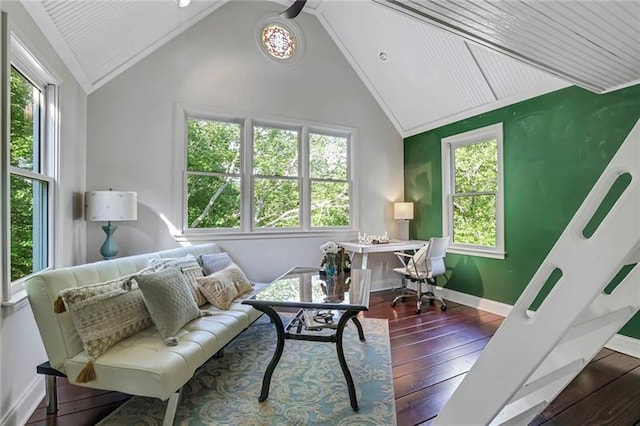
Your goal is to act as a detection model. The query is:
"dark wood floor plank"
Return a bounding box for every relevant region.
[395,374,465,426]
[393,336,492,378]
[536,362,640,426]
[389,306,493,337]
[388,304,471,332]
[28,391,130,423]
[391,312,502,347]
[531,352,640,424]
[394,348,483,398]
[391,318,503,366]
[27,402,124,426]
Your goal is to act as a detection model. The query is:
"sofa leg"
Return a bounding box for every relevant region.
[163,387,183,426]
[36,361,65,415]
[45,375,58,415]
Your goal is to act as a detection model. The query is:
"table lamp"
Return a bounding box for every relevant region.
[85,190,137,260]
[394,202,414,221]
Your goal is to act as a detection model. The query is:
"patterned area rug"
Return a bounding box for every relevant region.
[98,316,396,425]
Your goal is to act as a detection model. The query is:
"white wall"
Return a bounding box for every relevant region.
[87,2,404,285]
[0,2,87,424]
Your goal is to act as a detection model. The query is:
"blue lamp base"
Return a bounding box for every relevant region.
[100,222,119,260]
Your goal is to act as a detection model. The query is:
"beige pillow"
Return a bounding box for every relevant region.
[55,275,152,383]
[149,255,207,307]
[135,268,203,346]
[196,274,239,310]
[195,264,253,309]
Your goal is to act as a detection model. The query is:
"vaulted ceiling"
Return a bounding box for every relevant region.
[19,0,640,137]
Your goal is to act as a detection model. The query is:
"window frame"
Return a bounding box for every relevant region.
[2,26,59,303]
[441,123,505,259]
[174,104,357,239]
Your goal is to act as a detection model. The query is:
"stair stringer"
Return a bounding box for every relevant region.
[434,119,640,426]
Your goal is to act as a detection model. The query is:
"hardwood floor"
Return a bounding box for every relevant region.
[26,290,640,425]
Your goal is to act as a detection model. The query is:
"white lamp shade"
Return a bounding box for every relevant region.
[394,202,414,220]
[86,191,138,222]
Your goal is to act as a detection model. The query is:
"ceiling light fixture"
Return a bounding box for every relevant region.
[177,0,191,8]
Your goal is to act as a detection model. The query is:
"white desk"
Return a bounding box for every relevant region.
[337,240,428,269]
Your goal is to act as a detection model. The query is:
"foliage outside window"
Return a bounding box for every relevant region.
[441,123,504,259]
[3,35,58,300]
[184,114,352,233]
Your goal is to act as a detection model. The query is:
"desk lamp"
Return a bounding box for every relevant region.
[394,202,414,221]
[85,190,137,260]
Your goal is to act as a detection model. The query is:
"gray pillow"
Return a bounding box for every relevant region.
[198,252,233,275]
[135,268,202,346]
[149,255,207,306]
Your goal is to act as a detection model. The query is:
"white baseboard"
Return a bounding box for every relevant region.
[1,375,44,426]
[605,334,640,358]
[377,282,640,359]
[438,287,513,317]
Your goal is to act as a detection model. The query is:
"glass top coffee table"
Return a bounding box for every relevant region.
[242,266,371,411]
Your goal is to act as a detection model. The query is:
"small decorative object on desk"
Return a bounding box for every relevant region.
[358,231,389,244]
[320,241,351,277]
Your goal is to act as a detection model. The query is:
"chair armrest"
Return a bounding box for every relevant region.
[394,252,413,267]
[394,252,413,258]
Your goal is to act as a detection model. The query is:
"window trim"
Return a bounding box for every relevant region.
[441,123,505,259]
[173,103,357,238]
[2,26,59,303]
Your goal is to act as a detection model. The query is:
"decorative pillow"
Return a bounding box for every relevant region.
[54,276,152,383]
[196,274,239,310]
[196,263,253,310]
[198,252,233,276]
[149,255,207,307]
[135,268,203,346]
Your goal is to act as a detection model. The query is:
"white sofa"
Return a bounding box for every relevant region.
[25,243,266,425]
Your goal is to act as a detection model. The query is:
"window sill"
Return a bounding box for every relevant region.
[175,229,360,243]
[2,289,30,313]
[447,246,506,260]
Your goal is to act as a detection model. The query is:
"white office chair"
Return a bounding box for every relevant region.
[391,237,450,314]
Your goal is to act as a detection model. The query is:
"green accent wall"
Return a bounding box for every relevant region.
[404,84,640,337]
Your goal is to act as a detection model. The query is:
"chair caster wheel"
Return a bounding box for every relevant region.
[391,302,397,307]
[440,305,447,311]
[415,309,421,314]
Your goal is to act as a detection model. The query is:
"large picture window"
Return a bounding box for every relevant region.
[441,123,504,259]
[2,33,58,301]
[182,111,352,234]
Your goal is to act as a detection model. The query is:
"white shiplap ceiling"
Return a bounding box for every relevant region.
[17,0,640,136]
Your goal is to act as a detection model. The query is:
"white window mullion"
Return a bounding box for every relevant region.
[243,117,253,232]
[300,125,310,230]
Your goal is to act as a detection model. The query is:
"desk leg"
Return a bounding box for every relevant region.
[251,306,284,402]
[337,310,360,411]
[361,253,369,269]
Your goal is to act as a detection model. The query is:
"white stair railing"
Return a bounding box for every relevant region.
[434,119,640,426]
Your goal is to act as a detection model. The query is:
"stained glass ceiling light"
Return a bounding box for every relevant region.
[261,24,296,60]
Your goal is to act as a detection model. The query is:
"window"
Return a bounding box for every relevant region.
[182,111,352,234]
[261,24,296,60]
[256,16,305,64]
[2,34,58,301]
[441,123,504,259]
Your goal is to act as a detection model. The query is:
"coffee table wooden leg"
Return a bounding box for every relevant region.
[253,306,284,402]
[337,310,360,411]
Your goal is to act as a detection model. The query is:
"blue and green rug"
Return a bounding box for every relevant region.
[99,316,396,425]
